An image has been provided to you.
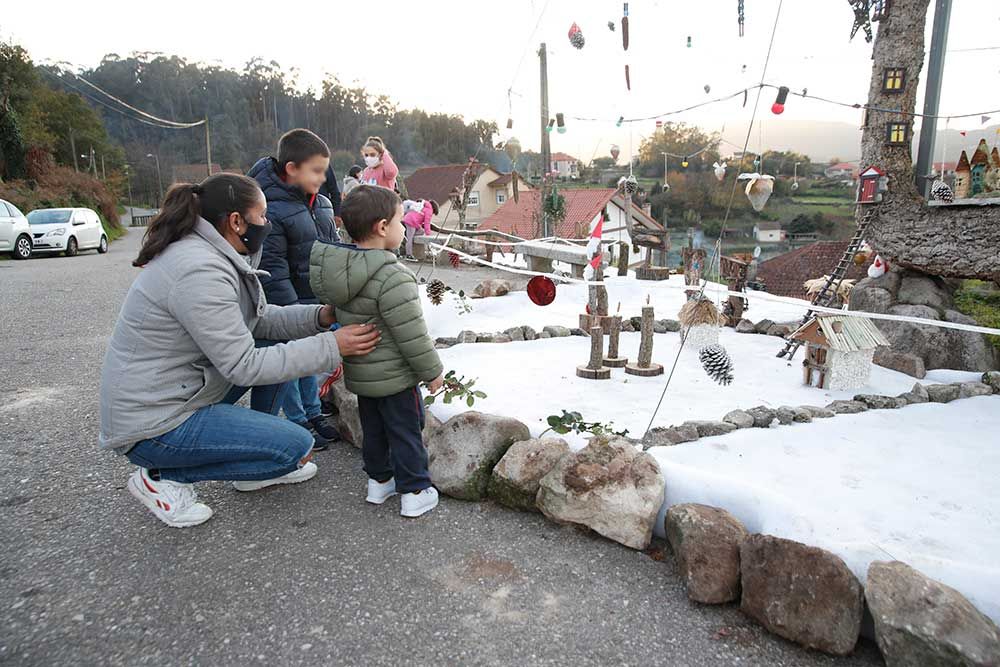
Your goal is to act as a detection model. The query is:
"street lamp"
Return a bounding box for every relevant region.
[147,153,163,208]
[792,162,801,191]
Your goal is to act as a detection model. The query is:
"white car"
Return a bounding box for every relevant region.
[0,198,33,260]
[26,208,109,256]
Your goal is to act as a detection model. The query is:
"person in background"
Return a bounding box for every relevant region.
[310,185,444,518]
[247,129,341,449]
[401,199,437,262]
[319,163,342,218]
[360,137,398,191]
[343,165,363,196]
[99,173,380,527]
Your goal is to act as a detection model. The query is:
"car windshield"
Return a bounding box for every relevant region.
[27,210,72,225]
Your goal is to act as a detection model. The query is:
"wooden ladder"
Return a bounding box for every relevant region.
[775,207,876,360]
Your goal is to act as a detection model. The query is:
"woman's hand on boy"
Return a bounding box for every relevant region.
[334,323,380,356]
[427,374,444,394]
[319,305,337,328]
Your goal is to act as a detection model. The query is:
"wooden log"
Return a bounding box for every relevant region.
[577,325,611,379]
[617,242,629,276]
[625,306,664,376]
[604,315,628,367]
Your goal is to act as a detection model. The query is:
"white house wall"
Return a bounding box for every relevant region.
[597,204,652,265]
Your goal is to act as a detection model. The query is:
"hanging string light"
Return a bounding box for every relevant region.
[771,85,789,114]
[622,3,629,50]
[738,0,745,36]
[556,112,567,134]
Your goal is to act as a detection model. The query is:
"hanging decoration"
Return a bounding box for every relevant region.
[504,137,522,162]
[982,115,992,125]
[448,251,461,269]
[506,118,513,130]
[742,89,748,107]
[699,344,734,386]
[930,179,954,203]
[686,36,692,48]
[741,64,747,74]
[848,0,874,43]
[771,86,789,114]
[546,118,555,133]
[608,20,616,32]
[583,216,605,282]
[704,84,711,94]
[427,279,447,306]
[544,185,567,224]
[527,275,557,306]
[738,0,745,36]
[610,144,621,161]
[621,174,639,195]
[621,3,629,50]
[568,22,585,49]
[625,64,631,91]
[713,161,727,181]
[738,173,775,211]
[752,155,761,171]
[853,241,872,266]
[616,116,624,128]
[556,113,567,134]
[867,254,887,278]
[681,157,690,168]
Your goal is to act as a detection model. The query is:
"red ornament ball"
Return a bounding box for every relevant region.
[771,103,785,115]
[527,275,557,306]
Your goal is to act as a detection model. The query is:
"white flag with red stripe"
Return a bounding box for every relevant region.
[584,217,604,281]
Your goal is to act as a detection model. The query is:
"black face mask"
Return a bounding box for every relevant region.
[239,218,271,255]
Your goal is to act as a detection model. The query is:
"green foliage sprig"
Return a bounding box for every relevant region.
[540,410,630,438]
[424,371,487,407]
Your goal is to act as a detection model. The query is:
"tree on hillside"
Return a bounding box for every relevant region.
[637,123,720,177]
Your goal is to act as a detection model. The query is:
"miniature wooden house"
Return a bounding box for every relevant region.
[954,151,971,199]
[790,314,889,391]
[857,166,887,203]
[970,139,990,196]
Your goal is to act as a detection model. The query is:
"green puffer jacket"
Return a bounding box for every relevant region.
[309,243,443,398]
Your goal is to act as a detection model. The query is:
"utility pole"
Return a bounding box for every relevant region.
[69,127,79,172]
[101,154,106,181]
[538,42,551,238]
[124,165,134,222]
[205,116,213,178]
[914,0,951,197]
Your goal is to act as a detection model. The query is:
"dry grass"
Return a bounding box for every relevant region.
[678,298,724,327]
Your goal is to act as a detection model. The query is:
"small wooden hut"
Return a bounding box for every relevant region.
[789,314,889,391]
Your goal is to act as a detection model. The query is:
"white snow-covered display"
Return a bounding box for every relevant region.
[685,323,719,350]
[789,314,889,391]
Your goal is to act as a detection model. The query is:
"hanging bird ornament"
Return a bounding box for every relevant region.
[868,254,887,278]
[704,84,711,94]
[738,173,775,211]
[713,161,727,182]
[608,20,616,31]
[848,0,874,43]
[699,344,734,385]
[610,144,621,162]
[930,179,954,203]
[568,22,585,49]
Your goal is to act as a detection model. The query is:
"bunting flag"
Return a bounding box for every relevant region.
[960,131,967,137]
[982,115,992,125]
[583,217,605,281]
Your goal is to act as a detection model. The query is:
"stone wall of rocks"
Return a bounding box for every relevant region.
[434,318,683,349]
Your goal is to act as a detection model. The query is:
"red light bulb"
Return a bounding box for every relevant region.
[771,102,785,115]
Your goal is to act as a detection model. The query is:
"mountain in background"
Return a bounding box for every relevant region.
[720,120,1000,164]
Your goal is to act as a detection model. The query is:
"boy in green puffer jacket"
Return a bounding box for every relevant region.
[310,185,444,518]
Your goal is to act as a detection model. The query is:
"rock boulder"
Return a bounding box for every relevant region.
[665,504,748,604]
[488,438,570,512]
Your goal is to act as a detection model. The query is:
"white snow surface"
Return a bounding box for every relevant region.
[420,272,1000,622]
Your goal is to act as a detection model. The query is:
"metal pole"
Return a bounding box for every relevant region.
[124,166,134,223]
[539,43,551,239]
[101,154,106,181]
[205,116,213,178]
[914,0,952,197]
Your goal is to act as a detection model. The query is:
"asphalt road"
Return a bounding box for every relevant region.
[0,230,883,666]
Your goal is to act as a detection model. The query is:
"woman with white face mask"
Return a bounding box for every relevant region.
[360,136,398,191]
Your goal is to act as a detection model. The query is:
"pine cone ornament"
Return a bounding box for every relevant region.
[568,22,585,49]
[698,344,734,386]
[621,174,639,195]
[448,251,461,268]
[427,279,446,306]
[930,179,954,203]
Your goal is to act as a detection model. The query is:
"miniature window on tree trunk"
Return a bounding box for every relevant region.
[882,67,905,93]
[886,122,909,145]
[871,0,889,21]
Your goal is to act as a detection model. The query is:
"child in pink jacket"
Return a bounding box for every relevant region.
[360,136,399,191]
[402,199,438,261]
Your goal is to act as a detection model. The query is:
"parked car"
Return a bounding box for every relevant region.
[26,208,108,257]
[0,198,33,260]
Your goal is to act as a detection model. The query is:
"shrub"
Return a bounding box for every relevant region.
[0,165,121,233]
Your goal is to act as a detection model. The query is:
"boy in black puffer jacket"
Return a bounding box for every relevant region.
[247,129,341,448]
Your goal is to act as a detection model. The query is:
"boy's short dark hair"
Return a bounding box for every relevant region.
[341,185,401,241]
[348,165,363,178]
[277,129,330,173]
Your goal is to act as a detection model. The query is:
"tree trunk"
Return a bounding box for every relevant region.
[862,0,1000,281]
[637,306,654,367]
[587,326,605,370]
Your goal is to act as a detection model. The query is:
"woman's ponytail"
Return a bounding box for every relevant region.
[133,173,262,267]
[133,184,201,267]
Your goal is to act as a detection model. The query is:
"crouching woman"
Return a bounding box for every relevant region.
[99,174,379,528]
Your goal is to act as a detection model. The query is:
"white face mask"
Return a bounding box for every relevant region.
[364,156,380,168]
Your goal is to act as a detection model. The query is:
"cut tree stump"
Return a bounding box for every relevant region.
[626,306,664,376]
[604,315,628,367]
[577,325,612,379]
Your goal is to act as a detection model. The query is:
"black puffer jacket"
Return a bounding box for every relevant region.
[248,157,337,306]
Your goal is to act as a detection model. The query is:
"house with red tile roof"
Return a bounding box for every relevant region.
[480,188,666,267]
[404,162,533,229]
[550,152,581,179]
[755,241,868,300]
[823,163,860,181]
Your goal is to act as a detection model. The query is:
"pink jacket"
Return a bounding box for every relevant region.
[403,200,434,234]
[361,150,398,190]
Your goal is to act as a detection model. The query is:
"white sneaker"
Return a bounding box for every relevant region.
[400,487,439,518]
[366,477,398,505]
[127,468,213,528]
[232,461,318,492]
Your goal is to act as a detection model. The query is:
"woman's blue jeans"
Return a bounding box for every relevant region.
[125,384,314,484]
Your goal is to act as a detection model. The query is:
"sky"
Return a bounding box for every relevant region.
[2,0,998,163]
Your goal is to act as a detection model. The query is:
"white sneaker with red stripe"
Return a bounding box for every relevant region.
[127,468,213,528]
[232,461,318,492]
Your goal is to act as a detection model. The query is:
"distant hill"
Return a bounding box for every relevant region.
[721,120,1000,164]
